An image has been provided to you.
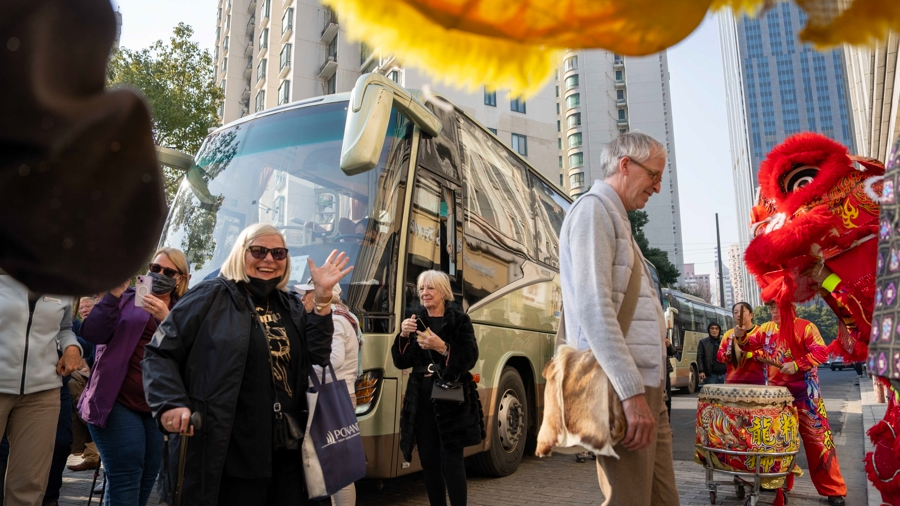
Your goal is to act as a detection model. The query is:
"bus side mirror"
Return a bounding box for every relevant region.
[340,73,442,175]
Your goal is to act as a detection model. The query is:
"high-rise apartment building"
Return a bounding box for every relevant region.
[727,243,746,304]
[557,49,684,276]
[211,0,558,182]
[114,8,122,47]
[719,3,855,307]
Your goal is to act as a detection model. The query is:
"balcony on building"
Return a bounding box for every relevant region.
[318,55,337,79]
[616,98,627,107]
[613,56,624,71]
[614,78,625,89]
[321,7,338,42]
[244,41,254,57]
[246,16,255,34]
[243,60,252,79]
[279,60,291,79]
[281,9,293,43]
[241,86,251,101]
[617,118,629,128]
[247,0,257,13]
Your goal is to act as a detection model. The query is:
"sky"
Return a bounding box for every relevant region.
[111,1,740,279]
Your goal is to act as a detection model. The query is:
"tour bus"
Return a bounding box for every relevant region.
[158,74,571,478]
[661,289,735,393]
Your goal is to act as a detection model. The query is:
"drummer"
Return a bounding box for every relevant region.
[716,302,767,385]
[733,301,847,506]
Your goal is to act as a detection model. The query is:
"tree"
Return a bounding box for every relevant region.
[107,23,223,205]
[627,210,680,286]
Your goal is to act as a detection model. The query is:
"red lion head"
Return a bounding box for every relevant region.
[744,133,883,360]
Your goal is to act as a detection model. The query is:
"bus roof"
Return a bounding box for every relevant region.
[662,288,722,307]
[208,84,572,205]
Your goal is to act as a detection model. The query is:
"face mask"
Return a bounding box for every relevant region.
[246,276,280,298]
[148,271,178,295]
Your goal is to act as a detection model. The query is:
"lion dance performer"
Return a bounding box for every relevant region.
[717,301,767,385]
[741,132,886,505]
[733,302,846,506]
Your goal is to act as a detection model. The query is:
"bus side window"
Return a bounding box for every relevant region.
[404,174,463,314]
[417,100,461,181]
[529,174,569,267]
[457,116,533,311]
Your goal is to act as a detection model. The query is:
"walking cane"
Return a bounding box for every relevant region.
[86,455,102,506]
[174,412,203,506]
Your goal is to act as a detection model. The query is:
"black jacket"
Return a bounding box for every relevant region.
[697,336,727,376]
[142,278,332,506]
[391,307,485,463]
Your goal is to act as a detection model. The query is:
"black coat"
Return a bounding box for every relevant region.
[142,278,332,506]
[697,336,727,376]
[391,307,485,463]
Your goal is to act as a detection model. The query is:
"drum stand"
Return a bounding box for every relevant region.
[697,445,799,506]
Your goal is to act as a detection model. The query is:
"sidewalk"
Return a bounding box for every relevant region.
[56,375,885,506]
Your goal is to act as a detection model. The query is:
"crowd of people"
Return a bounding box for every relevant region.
[0,217,483,506]
[0,129,854,506]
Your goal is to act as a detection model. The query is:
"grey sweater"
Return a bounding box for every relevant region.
[559,181,666,401]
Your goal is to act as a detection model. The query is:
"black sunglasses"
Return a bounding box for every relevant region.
[149,263,181,278]
[247,245,289,261]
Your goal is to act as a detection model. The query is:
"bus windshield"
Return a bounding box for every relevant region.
[160,100,412,318]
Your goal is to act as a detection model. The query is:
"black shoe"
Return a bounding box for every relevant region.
[575,451,594,463]
[827,496,845,506]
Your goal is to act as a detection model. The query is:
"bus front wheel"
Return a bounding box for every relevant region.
[685,365,699,394]
[470,367,528,477]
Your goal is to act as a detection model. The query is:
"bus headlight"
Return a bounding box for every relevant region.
[354,369,383,416]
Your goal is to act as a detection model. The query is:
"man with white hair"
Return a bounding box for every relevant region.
[559,132,677,505]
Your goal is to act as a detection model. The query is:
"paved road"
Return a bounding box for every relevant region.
[57,369,866,506]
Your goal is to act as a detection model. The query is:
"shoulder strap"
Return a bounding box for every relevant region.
[555,240,644,347]
[617,240,643,338]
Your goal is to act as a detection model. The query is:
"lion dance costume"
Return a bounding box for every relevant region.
[743,133,886,501]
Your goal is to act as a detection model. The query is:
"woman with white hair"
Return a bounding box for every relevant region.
[392,270,484,506]
[143,223,353,506]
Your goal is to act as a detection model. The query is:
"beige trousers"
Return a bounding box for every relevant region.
[596,385,680,506]
[0,388,61,506]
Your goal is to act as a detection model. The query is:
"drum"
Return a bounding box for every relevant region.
[695,384,800,476]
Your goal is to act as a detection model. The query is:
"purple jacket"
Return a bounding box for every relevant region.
[77,289,152,428]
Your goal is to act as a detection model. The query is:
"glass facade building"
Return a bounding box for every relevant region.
[719,2,854,306]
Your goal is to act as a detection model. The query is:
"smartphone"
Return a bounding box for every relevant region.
[135,275,152,307]
[416,316,428,340]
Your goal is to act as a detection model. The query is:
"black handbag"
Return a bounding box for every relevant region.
[431,377,465,403]
[427,358,465,403]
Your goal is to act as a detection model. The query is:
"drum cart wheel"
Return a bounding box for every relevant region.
[697,445,798,506]
[733,479,745,499]
[705,467,717,504]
